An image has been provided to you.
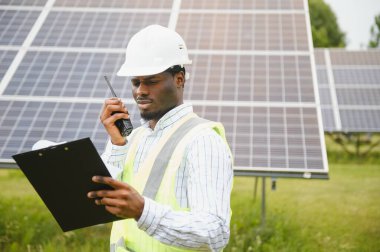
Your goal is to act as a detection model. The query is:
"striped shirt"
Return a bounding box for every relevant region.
[101,104,233,251]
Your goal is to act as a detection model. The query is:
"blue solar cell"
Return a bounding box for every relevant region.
[318,87,332,105]
[4,51,133,99]
[0,10,40,45]
[336,88,380,106]
[0,0,47,6]
[177,13,308,51]
[53,0,172,8]
[340,109,380,132]
[181,0,304,10]
[333,69,380,85]
[193,105,323,170]
[0,50,17,79]
[330,50,380,65]
[0,100,140,160]
[187,54,315,102]
[32,11,170,48]
[315,49,380,132]
[316,68,329,85]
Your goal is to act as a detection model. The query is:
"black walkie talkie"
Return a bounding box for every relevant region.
[104,75,133,137]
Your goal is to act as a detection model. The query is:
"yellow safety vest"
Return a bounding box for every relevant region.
[110,113,230,252]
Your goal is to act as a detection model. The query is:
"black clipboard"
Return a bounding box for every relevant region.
[12,137,121,232]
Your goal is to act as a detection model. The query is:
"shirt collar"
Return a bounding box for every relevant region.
[140,103,193,131]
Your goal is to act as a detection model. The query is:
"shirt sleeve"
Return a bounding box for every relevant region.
[136,129,233,251]
[101,139,129,179]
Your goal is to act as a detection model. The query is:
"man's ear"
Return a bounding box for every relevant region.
[175,71,185,88]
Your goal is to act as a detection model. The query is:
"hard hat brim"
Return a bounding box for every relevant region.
[116,60,192,77]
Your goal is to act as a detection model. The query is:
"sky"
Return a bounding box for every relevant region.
[323,0,380,49]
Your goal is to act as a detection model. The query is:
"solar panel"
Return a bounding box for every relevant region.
[0,0,328,179]
[315,48,380,132]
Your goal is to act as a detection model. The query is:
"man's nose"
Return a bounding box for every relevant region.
[136,83,149,96]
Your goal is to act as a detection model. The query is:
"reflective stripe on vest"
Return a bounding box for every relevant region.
[142,116,209,199]
[110,113,229,252]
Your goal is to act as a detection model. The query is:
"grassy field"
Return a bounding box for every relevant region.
[0,136,379,251]
[226,163,380,251]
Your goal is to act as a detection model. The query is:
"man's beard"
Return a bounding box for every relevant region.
[140,106,175,121]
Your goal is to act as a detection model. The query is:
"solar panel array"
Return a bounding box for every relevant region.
[0,0,328,178]
[315,48,380,132]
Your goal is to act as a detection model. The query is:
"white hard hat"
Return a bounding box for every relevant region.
[117,24,192,79]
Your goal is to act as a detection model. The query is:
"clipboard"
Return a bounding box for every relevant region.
[12,137,121,232]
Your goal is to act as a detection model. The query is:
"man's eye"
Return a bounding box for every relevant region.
[131,81,140,86]
[147,80,158,85]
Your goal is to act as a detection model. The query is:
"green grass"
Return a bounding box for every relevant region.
[226,163,380,252]
[0,170,111,251]
[1,136,379,251]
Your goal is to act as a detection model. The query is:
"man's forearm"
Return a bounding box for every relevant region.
[137,198,230,251]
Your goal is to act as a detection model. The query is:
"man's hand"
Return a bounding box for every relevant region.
[100,98,130,145]
[87,176,144,220]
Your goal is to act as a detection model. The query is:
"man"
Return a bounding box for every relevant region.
[87,25,233,252]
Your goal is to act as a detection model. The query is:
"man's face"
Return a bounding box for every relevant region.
[131,71,182,121]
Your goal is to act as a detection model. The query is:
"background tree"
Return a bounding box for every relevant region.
[368,14,380,48]
[309,0,346,47]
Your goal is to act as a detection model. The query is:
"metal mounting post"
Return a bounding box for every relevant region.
[261,177,266,227]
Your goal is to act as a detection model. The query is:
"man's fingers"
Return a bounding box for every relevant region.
[103,98,123,114]
[87,188,128,199]
[101,105,127,119]
[95,199,124,217]
[100,98,127,120]
[105,97,121,103]
[92,176,128,189]
[104,205,123,217]
[102,112,129,125]
[106,104,127,114]
[88,190,111,199]
[95,197,123,207]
